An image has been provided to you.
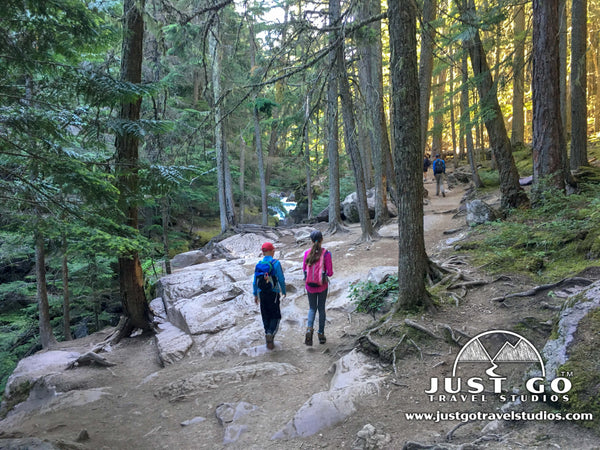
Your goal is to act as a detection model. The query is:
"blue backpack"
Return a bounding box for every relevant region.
[255,259,278,292]
[433,158,445,174]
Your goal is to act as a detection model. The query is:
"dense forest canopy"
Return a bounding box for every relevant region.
[1,0,600,389]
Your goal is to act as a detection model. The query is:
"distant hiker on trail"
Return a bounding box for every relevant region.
[432,153,446,197]
[302,230,333,346]
[423,153,431,182]
[253,242,286,350]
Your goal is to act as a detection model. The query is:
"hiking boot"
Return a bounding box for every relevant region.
[304,328,313,346]
[442,192,445,197]
[318,333,326,344]
[266,334,274,350]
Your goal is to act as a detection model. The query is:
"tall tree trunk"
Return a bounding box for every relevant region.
[115,0,150,336]
[335,8,376,242]
[327,0,346,234]
[570,0,588,169]
[559,0,570,136]
[419,0,438,155]
[388,0,432,311]
[431,68,447,156]
[304,92,313,219]
[462,50,484,188]
[356,0,389,227]
[61,234,72,340]
[595,41,600,133]
[248,22,268,226]
[161,197,172,275]
[460,0,529,210]
[35,231,57,348]
[239,132,246,224]
[210,27,235,232]
[448,63,459,165]
[532,0,570,199]
[511,4,526,146]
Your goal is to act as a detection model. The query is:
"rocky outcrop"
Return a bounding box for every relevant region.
[272,349,384,439]
[543,280,600,380]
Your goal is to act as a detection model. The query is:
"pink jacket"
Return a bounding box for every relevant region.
[303,248,334,294]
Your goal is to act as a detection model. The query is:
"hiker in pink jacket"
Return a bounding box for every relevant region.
[302,230,333,346]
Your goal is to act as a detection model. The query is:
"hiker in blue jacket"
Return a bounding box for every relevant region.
[253,242,286,350]
[432,153,446,197]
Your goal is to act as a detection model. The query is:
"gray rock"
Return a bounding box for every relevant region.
[543,280,600,380]
[0,438,66,449]
[156,362,301,401]
[154,322,193,366]
[170,250,208,270]
[215,402,259,444]
[367,266,397,285]
[272,350,384,439]
[180,416,206,427]
[3,351,80,404]
[219,233,277,259]
[149,297,167,324]
[466,199,498,226]
[355,423,392,450]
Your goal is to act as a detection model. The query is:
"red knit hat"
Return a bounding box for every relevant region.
[261,242,275,252]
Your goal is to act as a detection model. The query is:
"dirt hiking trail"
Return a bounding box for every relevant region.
[1,179,599,450]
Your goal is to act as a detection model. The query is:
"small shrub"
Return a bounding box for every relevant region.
[350,275,398,317]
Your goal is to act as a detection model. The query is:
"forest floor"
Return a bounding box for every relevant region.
[1,177,600,449]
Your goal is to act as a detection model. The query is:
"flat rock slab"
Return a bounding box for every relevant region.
[155,362,301,401]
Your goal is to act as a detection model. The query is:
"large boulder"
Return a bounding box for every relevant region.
[170,250,208,270]
[342,189,398,224]
[466,199,498,226]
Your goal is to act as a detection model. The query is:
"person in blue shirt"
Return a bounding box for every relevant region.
[432,153,446,197]
[253,242,286,350]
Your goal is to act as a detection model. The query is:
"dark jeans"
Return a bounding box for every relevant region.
[259,290,281,336]
[307,289,327,334]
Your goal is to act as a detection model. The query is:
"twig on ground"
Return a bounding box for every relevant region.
[408,338,422,360]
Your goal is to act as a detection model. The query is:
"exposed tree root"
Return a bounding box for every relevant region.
[404,319,441,340]
[67,351,116,369]
[490,276,593,302]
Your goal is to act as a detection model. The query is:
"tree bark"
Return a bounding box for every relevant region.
[304,92,313,219]
[356,0,389,227]
[211,27,235,232]
[532,0,570,198]
[115,0,150,335]
[61,234,72,340]
[419,0,438,155]
[461,50,484,188]
[36,231,57,348]
[460,0,528,210]
[239,131,246,224]
[559,0,570,136]
[431,68,447,156]
[511,4,526,146]
[327,0,346,234]
[570,0,588,169]
[335,8,376,242]
[248,22,268,226]
[388,0,432,311]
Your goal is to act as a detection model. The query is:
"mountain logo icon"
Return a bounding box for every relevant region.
[452,330,545,378]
